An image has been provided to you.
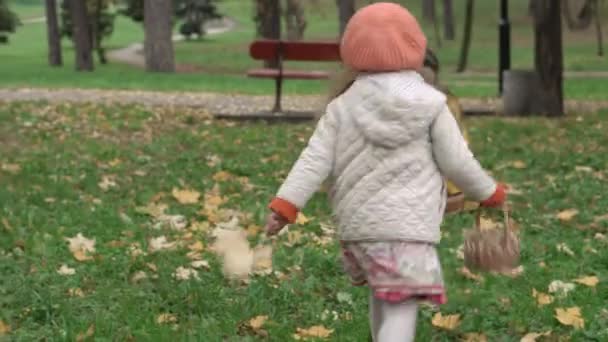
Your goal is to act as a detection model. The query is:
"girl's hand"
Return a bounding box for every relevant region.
[265,211,289,236]
[480,183,507,208]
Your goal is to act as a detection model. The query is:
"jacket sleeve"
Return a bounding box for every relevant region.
[430,105,497,202]
[269,113,337,223]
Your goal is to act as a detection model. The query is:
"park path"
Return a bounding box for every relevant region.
[2,87,607,119]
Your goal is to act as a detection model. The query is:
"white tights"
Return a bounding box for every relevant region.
[369,293,418,342]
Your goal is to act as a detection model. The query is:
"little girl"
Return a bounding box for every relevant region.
[265,3,506,341]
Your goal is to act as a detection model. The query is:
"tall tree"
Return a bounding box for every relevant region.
[532,0,564,116]
[593,0,603,56]
[284,0,306,40]
[336,0,355,36]
[144,0,175,72]
[422,0,435,21]
[69,0,94,71]
[457,0,474,72]
[443,0,455,40]
[254,0,281,67]
[45,0,62,66]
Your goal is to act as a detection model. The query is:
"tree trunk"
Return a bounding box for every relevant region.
[443,0,455,40]
[144,0,175,72]
[457,0,474,72]
[533,0,564,116]
[594,0,604,56]
[45,0,62,66]
[337,0,355,36]
[285,0,306,40]
[422,0,435,21]
[255,0,281,67]
[69,0,93,71]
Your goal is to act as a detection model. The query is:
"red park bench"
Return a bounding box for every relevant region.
[247,39,341,114]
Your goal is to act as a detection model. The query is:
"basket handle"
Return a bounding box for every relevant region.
[501,202,513,245]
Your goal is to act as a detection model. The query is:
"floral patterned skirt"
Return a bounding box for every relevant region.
[341,241,447,305]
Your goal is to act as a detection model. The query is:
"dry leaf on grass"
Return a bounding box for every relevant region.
[130,271,148,283]
[148,236,176,252]
[65,233,96,261]
[171,188,200,204]
[532,288,554,307]
[248,315,268,330]
[511,160,527,169]
[548,280,576,297]
[575,165,593,173]
[431,312,461,330]
[98,175,117,191]
[191,260,210,269]
[153,214,188,231]
[462,333,488,342]
[293,325,333,340]
[574,275,599,287]
[68,288,85,297]
[556,209,579,222]
[188,240,204,252]
[57,264,76,276]
[156,313,177,325]
[76,324,95,342]
[0,320,11,335]
[252,245,273,276]
[212,171,233,182]
[459,267,484,282]
[1,163,21,174]
[556,243,575,256]
[520,331,551,342]
[555,307,585,329]
[595,233,606,241]
[136,202,168,218]
[173,266,199,281]
[296,213,310,225]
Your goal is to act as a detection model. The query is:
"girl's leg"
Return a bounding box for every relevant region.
[369,291,383,341]
[375,298,418,342]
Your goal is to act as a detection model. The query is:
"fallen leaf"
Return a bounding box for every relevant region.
[556,243,575,256]
[146,263,158,272]
[293,325,333,340]
[555,307,585,329]
[296,213,310,225]
[188,240,205,252]
[76,324,95,342]
[575,165,593,173]
[0,320,11,335]
[172,188,200,204]
[459,267,484,282]
[538,261,547,268]
[595,233,606,241]
[191,260,210,269]
[249,315,268,330]
[1,163,21,174]
[1,218,12,231]
[455,244,465,260]
[136,202,168,218]
[173,266,199,281]
[478,217,500,231]
[131,271,148,283]
[134,170,147,177]
[532,288,554,307]
[98,175,117,191]
[548,280,576,297]
[212,171,232,182]
[154,214,188,231]
[156,313,177,325]
[594,214,608,223]
[65,233,96,261]
[499,265,525,278]
[148,236,176,252]
[462,333,488,342]
[431,312,461,331]
[336,292,354,305]
[574,275,599,287]
[556,209,578,222]
[520,331,552,342]
[68,288,85,297]
[57,264,76,275]
[511,160,527,169]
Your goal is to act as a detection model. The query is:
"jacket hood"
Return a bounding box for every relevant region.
[338,70,446,148]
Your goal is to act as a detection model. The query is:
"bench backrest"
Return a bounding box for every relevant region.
[249,40,341,62]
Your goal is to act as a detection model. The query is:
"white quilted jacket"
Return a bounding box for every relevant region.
[276,71,496,243]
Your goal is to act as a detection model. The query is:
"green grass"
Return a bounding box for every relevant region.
[1,101,607,340]
[1,0,607,98]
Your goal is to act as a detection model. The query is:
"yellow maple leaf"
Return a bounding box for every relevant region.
[556,209,579,222]
[555,307,585,329]
[511,160,527,169]
[248,315,268,330]
[532,288,554,307]
[574,275,599,287]
[293,325,333,339]
[459,267,484,282]
[462,333,488,342]
[431,312,461,330]
[65,233,96,262]
[0,320,10,335]
[520,331,552,342]
[172,188,201,204]
[188,240,205,252]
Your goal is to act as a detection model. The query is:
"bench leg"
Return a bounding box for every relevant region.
[272,76,283,113]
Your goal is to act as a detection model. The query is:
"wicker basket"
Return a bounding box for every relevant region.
[463,205,520,273]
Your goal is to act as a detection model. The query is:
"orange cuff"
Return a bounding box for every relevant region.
[268,197,299,223]
[480,183,506,208]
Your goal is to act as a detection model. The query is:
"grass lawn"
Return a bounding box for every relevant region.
[1,0,607,99]
[1,101,607,340]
